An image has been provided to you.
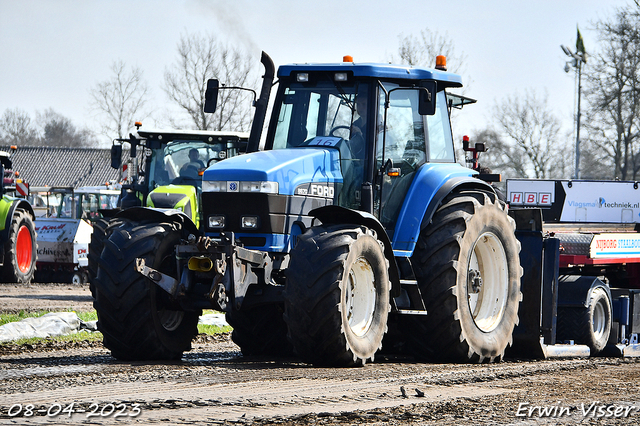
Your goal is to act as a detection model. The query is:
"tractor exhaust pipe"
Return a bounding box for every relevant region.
[247,51,275,153]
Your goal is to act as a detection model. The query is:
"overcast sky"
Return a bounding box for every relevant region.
[0,0,632,147]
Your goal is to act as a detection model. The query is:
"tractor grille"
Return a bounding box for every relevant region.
[201,192,330,234]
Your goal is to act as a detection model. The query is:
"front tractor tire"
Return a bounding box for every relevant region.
[284,224,390,367]
[93,220,200,361]
[2,208,37,283]
[408,190,522,363]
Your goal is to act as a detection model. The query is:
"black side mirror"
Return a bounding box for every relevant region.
[111,144,122,169]
[418,80,437,115]
[204,79,219,113]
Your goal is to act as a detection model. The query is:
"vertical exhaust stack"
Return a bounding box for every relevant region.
[247,52,275,153]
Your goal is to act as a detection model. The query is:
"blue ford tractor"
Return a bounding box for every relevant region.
[93,53,522,366]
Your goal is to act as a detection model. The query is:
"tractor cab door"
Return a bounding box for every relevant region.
[375,84,455,233]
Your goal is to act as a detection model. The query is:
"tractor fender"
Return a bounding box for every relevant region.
[0,198,35,241]
[309,205,401,297]
[557,275,611,308]
[392,173,497,255]
[114,207,200,237]
[420,177,496,230]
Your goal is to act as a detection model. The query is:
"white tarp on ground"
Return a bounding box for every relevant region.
[0,312,228,343]
[0,312,97,343]
[198,313,229,327]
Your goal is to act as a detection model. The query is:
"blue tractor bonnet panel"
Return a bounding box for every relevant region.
[202,148,343,195]
[391,163,476,256]
[278,63,463,88]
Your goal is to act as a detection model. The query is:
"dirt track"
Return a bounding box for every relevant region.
[0,283,94,314]
[1,283,640,425]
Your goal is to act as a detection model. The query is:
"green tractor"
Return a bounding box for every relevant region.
[87,127,249,288]
[0,149,37,283]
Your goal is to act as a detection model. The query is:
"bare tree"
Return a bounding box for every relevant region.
[486,90,569,179]
[392,28,470,133]
[583,6,640,180]
[393,28,467,75]
[37,108,96,147]
[0,108,40,146]
[473,129,529,180]
[163,32,256,131]
[89,60,150,140]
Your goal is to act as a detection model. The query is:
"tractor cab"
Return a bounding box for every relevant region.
[140,130,247,190]
[110,127,249,226]
[203,57,474,250]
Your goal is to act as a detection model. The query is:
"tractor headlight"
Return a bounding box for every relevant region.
[240,181,279,193]
[334,72,348,82]
[241,216,260,229]
[202,181,226,192]
[208,215,226,228]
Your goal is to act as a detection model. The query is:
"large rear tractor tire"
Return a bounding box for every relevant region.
[226,304,293,356]
[407,190,522,363]
[93,219,200,360]
[2,208,37,283]
[284,224,390,366]
[557,286,611,355]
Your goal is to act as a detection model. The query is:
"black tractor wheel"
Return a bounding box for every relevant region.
[557,286,611,355]
[407,190,522,363]
[2,208,37,283]
[88,217,123,295]
[93,219,200,360]
[284,224,390,366]
[226,304,293,356]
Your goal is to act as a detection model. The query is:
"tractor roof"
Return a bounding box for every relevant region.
[136,129,249,142]
[277,62,463,88]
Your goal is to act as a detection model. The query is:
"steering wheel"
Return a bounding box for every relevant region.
[329,125,352,137]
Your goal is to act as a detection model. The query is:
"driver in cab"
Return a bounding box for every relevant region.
[179,148,205,179]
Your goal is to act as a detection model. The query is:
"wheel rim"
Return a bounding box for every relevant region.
[467,232,509,333]
[159,309,184,332]
[344,256,376,337]
[592,298,606,341]
[16,225,33,273]
[72,273,82,284]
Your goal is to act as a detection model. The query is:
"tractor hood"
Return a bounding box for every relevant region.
[202,148,343,196]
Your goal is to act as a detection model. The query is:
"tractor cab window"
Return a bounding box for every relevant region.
[271,77,370,209]
[148,140,227,189]
[426,90,455,162]
[376,82,427,230]
[80,194,100,219]
[272,79,368,149]
[60,193,77,218]
[100,193,119,209]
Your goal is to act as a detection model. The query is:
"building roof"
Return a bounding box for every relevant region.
[1,146,123,188]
